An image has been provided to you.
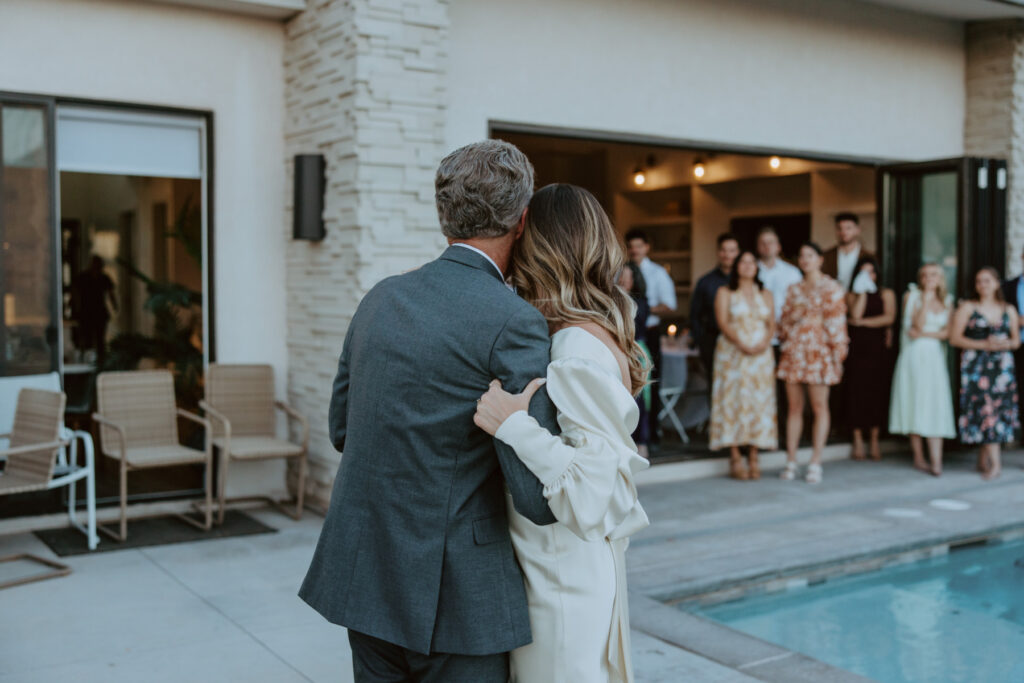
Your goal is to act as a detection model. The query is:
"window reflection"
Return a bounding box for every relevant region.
[1,104,55,376]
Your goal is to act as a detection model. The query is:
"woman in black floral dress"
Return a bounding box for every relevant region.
[950,267,1021,479]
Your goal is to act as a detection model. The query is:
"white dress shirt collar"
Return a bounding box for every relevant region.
[451,243,504,280]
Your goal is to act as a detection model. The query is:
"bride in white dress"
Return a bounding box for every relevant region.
[474,183,650,683]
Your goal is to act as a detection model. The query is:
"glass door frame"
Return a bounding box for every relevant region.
[0,92,61,377]
[0,90,216,511]
[878,157,1008,301]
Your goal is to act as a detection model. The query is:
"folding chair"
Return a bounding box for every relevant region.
[658,350,691,443]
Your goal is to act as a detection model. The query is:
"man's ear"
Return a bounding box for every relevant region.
[514,207,528,240]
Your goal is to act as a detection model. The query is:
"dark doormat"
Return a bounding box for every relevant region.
[33,510,277,557]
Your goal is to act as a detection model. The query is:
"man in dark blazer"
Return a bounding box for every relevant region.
[822,212,873,291]
[300,140,559,682]
[1003,249,1024,406]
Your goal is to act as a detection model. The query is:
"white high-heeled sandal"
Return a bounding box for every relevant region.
[805,463,823,484]
[780,461,798,480]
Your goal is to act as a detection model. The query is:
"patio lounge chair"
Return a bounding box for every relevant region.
[93,370,213,542]
[200,364,308,524]
[0,387,96,589]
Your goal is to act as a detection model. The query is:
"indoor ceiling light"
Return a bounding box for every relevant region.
[770,156,781,170]
[633,167,646,186]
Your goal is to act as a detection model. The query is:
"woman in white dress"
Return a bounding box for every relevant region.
[889,263,956,475]
[473,183,650,683]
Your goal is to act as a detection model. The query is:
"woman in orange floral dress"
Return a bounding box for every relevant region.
[710,251,777,481]
[777,242,849,484]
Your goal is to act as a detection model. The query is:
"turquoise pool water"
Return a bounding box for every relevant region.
[695,539,1024,683]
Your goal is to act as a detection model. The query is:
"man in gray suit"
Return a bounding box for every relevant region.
[299,140,558,682]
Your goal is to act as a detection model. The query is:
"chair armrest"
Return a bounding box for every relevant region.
[177,409,212,455]
[275,401,310,449]
[176,408,210,430]
[0,439,69,458]
[92,413,128,458]
[198,400,232,440]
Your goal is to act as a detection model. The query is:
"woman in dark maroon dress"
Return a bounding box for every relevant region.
[845,256,896,461]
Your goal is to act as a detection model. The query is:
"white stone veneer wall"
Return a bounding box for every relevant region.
[284,0,449,506]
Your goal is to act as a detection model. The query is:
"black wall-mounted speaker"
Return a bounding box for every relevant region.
[293,154,326,241]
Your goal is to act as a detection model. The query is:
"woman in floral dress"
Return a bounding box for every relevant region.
[950,267,1020,480]
[777,242,848,484]
[710,251,777,480]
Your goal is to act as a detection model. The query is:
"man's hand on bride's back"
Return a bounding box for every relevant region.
[474,378,546,436]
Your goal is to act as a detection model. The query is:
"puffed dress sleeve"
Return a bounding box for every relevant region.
[778,285,799,344]
[824,280,849,362]
[494,356,649,542]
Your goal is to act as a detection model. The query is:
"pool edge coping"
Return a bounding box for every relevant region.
[650,523,1024,606]
[630,592,874,683]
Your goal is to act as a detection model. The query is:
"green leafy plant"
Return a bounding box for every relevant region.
[104,196,204,407]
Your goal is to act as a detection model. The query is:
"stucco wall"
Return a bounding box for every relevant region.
[448,0,965,162]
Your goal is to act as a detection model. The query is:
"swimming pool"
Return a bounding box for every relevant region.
[693,538,1024,683]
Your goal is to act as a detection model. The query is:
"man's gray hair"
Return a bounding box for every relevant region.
[435,140,535,239]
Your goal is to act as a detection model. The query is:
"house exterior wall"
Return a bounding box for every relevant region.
[447,0,966,161]
[7,0,1010,510]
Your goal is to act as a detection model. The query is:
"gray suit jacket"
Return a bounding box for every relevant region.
[299,246,559,656]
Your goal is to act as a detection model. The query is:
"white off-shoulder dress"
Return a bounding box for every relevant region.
[494,326,650,683]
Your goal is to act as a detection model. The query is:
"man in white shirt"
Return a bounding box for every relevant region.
[822,212,873,291]
[625,229,677,329]
[822,211,871,440]
[756,227,802,338]
[756,226,802,444]
[626,229,677,443]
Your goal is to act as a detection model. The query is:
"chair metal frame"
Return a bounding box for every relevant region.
[0,553,72,590]
[0,374,99,551]
[0,427,99,550]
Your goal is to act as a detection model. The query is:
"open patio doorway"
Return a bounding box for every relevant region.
[492,126,878,461]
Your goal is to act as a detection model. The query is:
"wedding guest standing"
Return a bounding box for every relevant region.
[691,233,740,375]
[822,212,873,291]
[757,226,802,442]
[710,251,776,480]
[620,262,651,459]
[889,264,956,476]
[626,229,676,440]
[844,256,896,461]
[822,212,873,439]
[950,267,1021,480]
[776,242,848,484]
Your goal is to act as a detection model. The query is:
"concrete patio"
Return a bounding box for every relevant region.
[2,449,1023,682]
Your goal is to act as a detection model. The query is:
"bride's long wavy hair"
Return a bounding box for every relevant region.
[512,183,650,396]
